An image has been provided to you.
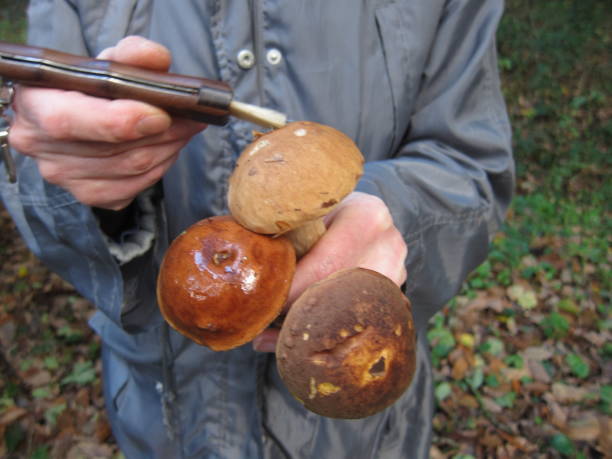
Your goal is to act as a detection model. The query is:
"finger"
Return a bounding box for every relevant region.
[252,328,280,353]
[287,193,407,304]
[97,35,172,71]
[20,118,204,158]
[63,150,180,210]
[12,87,172,144]
[36,136,189,183]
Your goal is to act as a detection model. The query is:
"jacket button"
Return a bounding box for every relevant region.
[266,48,282,65]
[237,49,256,69]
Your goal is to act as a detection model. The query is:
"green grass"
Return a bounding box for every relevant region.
[0,1,26,43]
[498,0,611,205]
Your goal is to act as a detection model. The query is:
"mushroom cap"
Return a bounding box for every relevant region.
[227,121,364,235]
[276,268,416,419]
[157,216,296,351]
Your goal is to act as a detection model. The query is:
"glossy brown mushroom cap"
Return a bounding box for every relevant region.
[157,216,296,351]
[276,268,416,419]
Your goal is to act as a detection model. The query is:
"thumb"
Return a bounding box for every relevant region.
[97,35,172,71]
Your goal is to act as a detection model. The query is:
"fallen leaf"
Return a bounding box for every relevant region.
[452,356,470,380]
[23,369,52,388]
[565,412,600,441]
[428,445,446,459]
[599,416,612,453]
[522,381,550,394]
[552,383,590,403]
[482,397,503,414]
[527,358,551,383]
[0,317,16,348]
[67,440,114,459]
[0,406,27,427]
[522,346,554,361]
[544,394,568,430]
[458,393,479,409]
[502,366,531,381]
[458,333,476,348]
[507,284,538,309]
[480,431,503,448]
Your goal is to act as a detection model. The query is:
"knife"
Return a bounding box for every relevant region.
[0,41,288,129]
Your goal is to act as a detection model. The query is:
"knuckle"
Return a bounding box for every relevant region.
[118,35,146,48]
[42,117,72,141]
[388,226,408,259]
[367,200,394,231]
[37,160,65,184]
[103,108,139,142]
[125,150,156,175]
[8,124,36,154]
[37,106,74,140]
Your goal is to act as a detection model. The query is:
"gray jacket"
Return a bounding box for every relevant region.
[1,1,513,458]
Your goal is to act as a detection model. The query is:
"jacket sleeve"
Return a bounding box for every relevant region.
[356,0,514,329]
[0,0,157,330]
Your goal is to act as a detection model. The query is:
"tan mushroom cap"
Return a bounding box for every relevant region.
[156,216,296,351]
[276,267,416,419]
[227,121,364,235]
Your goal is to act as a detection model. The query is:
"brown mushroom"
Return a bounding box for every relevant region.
[156,215,296,351]
[227,121,364,256]
[276,267,416,419]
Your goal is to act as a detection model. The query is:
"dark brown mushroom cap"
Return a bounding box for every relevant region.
[157,216,296,351]
[276,267,416,419]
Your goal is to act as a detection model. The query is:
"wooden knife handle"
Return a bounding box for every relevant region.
[0,41,232,125]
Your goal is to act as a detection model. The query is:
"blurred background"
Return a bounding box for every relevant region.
[0,1,609,458]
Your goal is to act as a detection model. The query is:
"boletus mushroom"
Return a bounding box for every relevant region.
[276,267,416,419]
[227,121,364,257]
[157,215,296,351]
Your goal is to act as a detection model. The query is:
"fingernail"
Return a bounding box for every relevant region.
[136,113,171,136]
[252,334,277,353]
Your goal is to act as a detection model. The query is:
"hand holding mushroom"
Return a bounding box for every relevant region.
[252,191,408,351]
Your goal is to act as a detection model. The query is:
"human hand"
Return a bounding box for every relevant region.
[9,36,206,210]
[252,191,408,352]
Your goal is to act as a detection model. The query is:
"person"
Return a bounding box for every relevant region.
[0,1,514,458]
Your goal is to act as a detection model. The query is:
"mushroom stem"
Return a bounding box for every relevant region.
[286,218,326,258]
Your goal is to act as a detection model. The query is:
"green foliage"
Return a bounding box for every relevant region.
[30,446,50,459]
[601,385,612,415]
[602,342,612,359]
[435,382,452,403]
[44,403,66,427]
[61,361,97,386]
[565,353,590,379]
[479,337,504,356]
[4,422,25,453]
[32,387,53,399]
[498,0,611,205]
[427,315,456,366]
[550,433,576,457]
[495,391,517,408]
[540,312,570,339]
[0,1,26,43]
[504,354,523,368]
[57,325,85,344]
[467,368,484,391]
